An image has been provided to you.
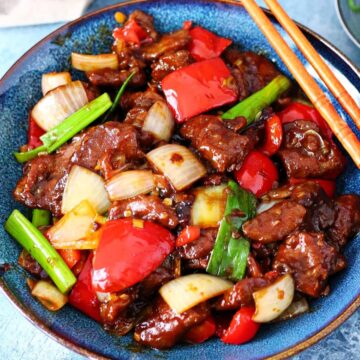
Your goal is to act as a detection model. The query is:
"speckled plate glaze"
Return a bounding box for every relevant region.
[0,0,359,359]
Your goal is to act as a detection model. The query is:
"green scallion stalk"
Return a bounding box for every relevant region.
[222,75,291,124]
[103,71,136,122]
[14,93,112,163]
[5,210,76,293]
[41,92,112,149]
[348,0,360,12]
[32,209,51,228]
[206,181,256,281]
[14,145,47,163]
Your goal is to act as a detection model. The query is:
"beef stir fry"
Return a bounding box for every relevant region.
[5,11,360,350]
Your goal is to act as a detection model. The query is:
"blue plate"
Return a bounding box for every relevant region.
[0,0,359,359]
[336,0,360,48]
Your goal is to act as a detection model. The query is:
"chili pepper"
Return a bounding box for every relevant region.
[183,20,192,30]
[234,151,279,197]
[189,26,232,61]
[176,225,201,247]
[68,253,101,322]
[259,114,283,156]
[289,178,336,197]
[28,115,45,149]
[113,19,151,46]
[161,57,238,122]
[92,219,175,292]
[184,315,216,344]
[58,249,82,269]
[277,101,333,140]
[221,307,260,345]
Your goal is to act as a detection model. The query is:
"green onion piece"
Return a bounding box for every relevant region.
[32,209,51,228]
[41,93,112,149]
[14,93,112,163]
[348,0,360,12]
[5,210,76,293]
[103,71,136,122]
[14,145,47,163]
[221,75,291,124]
[206,180,256,281]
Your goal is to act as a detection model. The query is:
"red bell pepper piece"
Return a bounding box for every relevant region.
[289,178,336,197]
[259,114,283,156]
[189,26,232,61]
[58,249,81,269]
[68,253,101,322]
[28,115,45,149]
[183,20,193,30]
[221,307,260,345]
[176,225,201,247]
[184,315,216,344]
[277,102,333,140]
[92,219,175,293]
[161,57,238,122]
[113,19,151,46]
[234,151,279,197]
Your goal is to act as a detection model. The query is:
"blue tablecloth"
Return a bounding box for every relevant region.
[0,1,359,359]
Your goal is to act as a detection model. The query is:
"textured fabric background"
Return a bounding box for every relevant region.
[0,0,359,359]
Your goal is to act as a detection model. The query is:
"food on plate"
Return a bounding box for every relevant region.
[5,10,360,350]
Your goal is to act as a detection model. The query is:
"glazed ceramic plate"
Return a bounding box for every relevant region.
[0,0,359,359]
[336,0,360,47]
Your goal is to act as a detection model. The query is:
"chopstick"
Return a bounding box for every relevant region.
[264,0,360,130]
[241,0,360,169]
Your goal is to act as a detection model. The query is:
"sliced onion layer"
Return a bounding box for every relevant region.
[159,274,233,314]
[41,72,72,95]
[276,297,309,322]
[257,200,280,214]
[71,52,119,72]
[252,274,295,323]
[32,80,89,131]
[146,144,206,191]
[106,170,155,201]
[31,280,68,311]
[48,200,98,249]
[191,184,227,228]
[142,101,175,142]
[62,165,110,214]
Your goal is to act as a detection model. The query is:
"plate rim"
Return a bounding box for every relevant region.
[0,0,359,359]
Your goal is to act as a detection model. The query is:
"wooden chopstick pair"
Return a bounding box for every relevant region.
[241,0,360,169]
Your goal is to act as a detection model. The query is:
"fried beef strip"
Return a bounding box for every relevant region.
[151,49,194,83]
[86,68,147,88]
[180,115,251,172]
[14,122,144,216]
[214,277,271,311]
[127,10,158,42]
[327,195,360,249]
[278,120,346,178]
[273,231,346,297]
[108,194,179,229]
[134,297,210,349]
[177,228,217,260]
[121,88,165,128]
[224,49,280,100]
[141,29,191,61]
[243,200,306,243]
